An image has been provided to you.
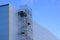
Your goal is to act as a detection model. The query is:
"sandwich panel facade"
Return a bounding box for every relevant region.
[0,4,9,40]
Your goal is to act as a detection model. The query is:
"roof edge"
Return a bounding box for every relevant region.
[0,4,9,7]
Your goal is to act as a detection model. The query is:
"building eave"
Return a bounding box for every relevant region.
[0,4,9,7]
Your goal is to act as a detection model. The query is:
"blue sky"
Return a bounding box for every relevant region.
[0,0,60,39]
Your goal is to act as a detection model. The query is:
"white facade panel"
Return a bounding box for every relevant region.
[9,4,18,40]
[33,22,59,40]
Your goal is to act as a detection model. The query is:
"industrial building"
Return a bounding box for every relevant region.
[0,4,59,40]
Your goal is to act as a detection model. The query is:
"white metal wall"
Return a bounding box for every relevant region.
[9,4,18,40]
[33,22,59,40]
[9,4,59,40]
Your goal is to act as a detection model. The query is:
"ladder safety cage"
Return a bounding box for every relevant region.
[17,5,33,40]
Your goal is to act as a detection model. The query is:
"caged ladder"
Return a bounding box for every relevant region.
[17,5,33,40]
